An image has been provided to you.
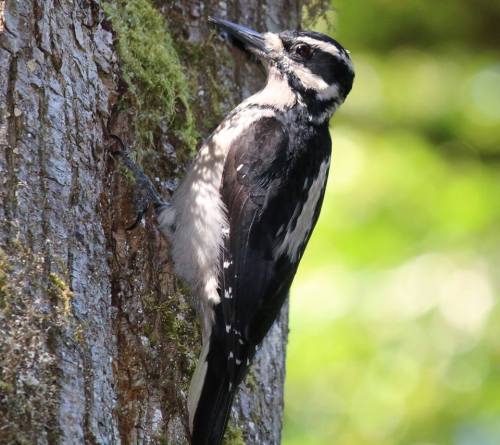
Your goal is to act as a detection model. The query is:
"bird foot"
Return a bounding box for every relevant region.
[107,134,169,230]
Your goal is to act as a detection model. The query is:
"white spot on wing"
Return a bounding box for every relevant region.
[276,224,285,236]
[236,164,244,172]
[226,324,231,333]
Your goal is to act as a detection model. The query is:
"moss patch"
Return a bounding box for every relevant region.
[103,0,198,159]
[244,369,258,392]
[48,273,74,319]
[0,248,12,310]
[223,422,245,445]
[141,277,200,391]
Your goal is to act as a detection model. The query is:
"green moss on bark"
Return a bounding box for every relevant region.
[0,248,12,311]
[48,273,74,319]
[222,423,245,445]
[103,0,198,158]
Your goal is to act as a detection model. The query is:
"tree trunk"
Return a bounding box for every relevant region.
[0,1,303,444]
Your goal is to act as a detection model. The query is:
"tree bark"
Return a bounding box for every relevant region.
[0,1,302,444]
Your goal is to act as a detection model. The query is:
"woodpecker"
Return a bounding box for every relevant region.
[118,17,354,445]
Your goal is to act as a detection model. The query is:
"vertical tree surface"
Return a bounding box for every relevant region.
[0,1,304,444]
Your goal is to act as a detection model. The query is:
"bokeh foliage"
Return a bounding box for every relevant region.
[284,1,500,444]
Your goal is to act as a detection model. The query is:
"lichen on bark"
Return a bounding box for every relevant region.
[0,244,61,444]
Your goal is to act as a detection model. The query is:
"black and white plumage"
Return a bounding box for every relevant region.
[155,17,354,445]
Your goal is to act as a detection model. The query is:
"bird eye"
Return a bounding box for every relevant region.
[293,44,313,59]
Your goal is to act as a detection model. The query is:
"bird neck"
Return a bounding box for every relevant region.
[244,68,297,110]
[241,66,339,125]
[302,95,339,125]
[284,73,340,125]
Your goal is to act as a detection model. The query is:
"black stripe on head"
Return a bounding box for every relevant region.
[309,51,354,98]
[277,66,340,121]
[280,31,351,58]
[297,31,350,56]
[277,30,354,101]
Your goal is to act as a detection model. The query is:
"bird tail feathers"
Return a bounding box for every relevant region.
[188,337,236,445]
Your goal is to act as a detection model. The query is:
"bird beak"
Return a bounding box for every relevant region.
[209,17,269,55]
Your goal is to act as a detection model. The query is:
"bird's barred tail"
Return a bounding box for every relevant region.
[188,337,237,445]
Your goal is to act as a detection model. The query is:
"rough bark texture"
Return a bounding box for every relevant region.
[0,1,303,444]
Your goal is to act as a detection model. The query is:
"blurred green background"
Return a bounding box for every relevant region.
[283,1,500,444]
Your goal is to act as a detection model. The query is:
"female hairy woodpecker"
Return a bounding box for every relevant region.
[119,17,354,445]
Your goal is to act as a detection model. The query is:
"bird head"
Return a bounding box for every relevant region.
[209,17,354,120]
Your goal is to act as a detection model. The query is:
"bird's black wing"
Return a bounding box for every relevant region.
[218,116,291,358]
[219,115,331,374]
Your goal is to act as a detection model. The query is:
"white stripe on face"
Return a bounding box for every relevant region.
[295,36,354,72]
[290,61,329,90]
[286,60,341,101]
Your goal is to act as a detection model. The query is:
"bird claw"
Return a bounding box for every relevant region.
[107,134,169,231]
[125,206,147,231]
